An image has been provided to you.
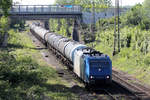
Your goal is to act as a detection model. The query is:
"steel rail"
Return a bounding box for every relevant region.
[112,70,150,100]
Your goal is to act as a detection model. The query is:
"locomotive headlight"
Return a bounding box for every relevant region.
[98,68,102,71]
[106,75,110,79]
[90,76,94,79]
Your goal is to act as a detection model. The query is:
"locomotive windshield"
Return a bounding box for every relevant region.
[90,61,109,67]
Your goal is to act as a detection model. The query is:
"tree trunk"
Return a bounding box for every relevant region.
[0,33,1,46]
[57,19,61,31]
[66,18,71,37]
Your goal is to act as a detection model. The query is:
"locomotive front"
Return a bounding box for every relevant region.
[74,48,112,85]
[85,54,112,84]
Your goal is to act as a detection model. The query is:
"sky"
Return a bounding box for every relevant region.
[112,0,144,6]
[13,0,55,5]
[13,0,144,6]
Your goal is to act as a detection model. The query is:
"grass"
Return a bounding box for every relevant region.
[48,17,150,86]
[0,28,82,100]
[91,33,150,86]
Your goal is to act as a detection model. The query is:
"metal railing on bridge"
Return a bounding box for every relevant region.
[9,5,82,14]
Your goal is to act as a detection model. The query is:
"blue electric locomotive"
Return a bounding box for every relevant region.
[74,48,112,84]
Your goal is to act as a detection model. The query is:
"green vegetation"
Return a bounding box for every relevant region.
[0,0,12,16]
[93,26,150,84]
[91,2,150,85]
[0,28,82,100]
[49,0,150,85]
[49,18,73,38]
[1,0,149,99]
[55,0,112,10]
[0,0,12,46]
[0,16,9,44]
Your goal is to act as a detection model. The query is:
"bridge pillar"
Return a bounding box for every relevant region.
[66,18,71,37]
[44,20,49,30]
[72,19,80,42]
[57,19,61,31]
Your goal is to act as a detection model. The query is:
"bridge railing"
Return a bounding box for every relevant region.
[10,5,82,14]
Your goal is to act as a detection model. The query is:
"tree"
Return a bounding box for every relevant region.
[0,0,12,17]
[123,4,143,26]
[0,0,12,46]
[143,0,150,17]
[55,0,112,8]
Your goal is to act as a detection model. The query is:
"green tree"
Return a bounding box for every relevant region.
[0,0,12,46]
[55,0,112,8]
[0,0,12,16]
[143,0,150,17]
[122,4,143,26]
[121,3,150,30]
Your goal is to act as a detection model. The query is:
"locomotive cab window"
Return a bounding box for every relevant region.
[90,61,109,67]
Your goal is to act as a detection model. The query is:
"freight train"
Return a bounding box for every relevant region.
[30,23,112,85]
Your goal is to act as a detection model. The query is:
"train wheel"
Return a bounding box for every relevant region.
[85,83,91,91]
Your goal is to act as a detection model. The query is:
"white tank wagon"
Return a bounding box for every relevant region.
[64,42,87,62]
[57,38,71,55]
[33,27,48,40]
[53,37,66,50]
[51,35,63,47]
[30,23,49,44]
[30,23,86,63]
[29,23,37,31]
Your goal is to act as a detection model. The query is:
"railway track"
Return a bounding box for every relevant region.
[112,70,150,100]
[103,89,117,100]
[56,59,138,100]
[29,28,150,100]
[89,81,138,100]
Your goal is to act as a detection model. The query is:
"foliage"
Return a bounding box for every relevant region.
[84,3,150,85]
[0,0,12,46]
[121,4,150,30]
[143,0,150,17]
[49,18,72,38]
[0,16,9,44]
[0,16,9,32]
[0,28,81,100]
[0,0,12,16]
[48,1,150,85]
[122,4,143,26]
[91,25,150,85]
[55,0,112,10]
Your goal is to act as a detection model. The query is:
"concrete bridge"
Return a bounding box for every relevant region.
[3,5,82,19]
[0,5,129,23]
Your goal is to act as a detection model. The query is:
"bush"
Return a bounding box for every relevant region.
[0,16,9,44]
[0,51,47,100]
[144,55,150,66]
[140,17,150,30]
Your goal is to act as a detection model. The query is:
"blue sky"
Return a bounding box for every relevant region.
[13,0,144,6]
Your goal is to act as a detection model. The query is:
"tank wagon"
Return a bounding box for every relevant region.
[30,23,112,85]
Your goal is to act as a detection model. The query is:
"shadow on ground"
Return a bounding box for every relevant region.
[0,48,87,100]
